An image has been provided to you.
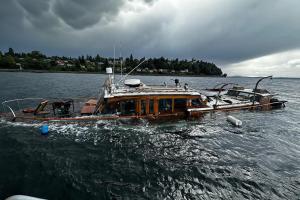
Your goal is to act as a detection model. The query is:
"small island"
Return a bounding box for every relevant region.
[0,48,225,76]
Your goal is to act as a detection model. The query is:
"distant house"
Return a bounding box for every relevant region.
[66,64,74,67]
[158,69,168,73]
[56,60,65,66]
[80,65,86,70]
[143,67,149,72]
[16,63,22,70]
[180,69,189,73]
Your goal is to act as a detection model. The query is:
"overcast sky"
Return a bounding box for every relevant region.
[1,0,300,77]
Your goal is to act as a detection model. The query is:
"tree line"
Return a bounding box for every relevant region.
[0,48,224,76]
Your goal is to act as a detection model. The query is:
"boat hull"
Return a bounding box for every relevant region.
[0,100,286,124]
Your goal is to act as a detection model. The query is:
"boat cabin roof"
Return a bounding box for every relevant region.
[104,84,200,99]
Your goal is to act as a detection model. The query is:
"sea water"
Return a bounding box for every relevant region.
[0,72,299,199]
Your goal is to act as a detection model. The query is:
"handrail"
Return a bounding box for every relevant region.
[3,104,16,118]
[2,98,45,104]
[213,83,237,109]
[213,82,236,89]
[2,98,45,120]
[252,76,273,105]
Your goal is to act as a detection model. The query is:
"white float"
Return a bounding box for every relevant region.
[227,115,242,127]
[6,195,46,200]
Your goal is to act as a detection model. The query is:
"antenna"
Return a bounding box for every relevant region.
[113,45,115,80]
[118,58,147,84]
[120,44,123,79]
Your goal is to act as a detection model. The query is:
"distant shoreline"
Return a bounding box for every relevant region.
[0,68,225,78]
[1,69,299,79]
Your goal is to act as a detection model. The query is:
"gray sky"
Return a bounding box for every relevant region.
[1,0,300,77]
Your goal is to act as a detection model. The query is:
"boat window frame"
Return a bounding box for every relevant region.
[140,99,147,115]
[237,92,251,99]
[173,98,187,111]
[149,99,154,114]
[158,98,172,113]
[119,99,136,116]
[191,98,203,107]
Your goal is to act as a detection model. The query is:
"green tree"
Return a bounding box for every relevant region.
[0,55,16,68]
[130,54,133,62]
[95,54,101,62]
[8,48,14,56]
[0,51,2,66]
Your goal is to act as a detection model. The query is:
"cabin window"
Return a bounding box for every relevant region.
[238,92,250,99]
[227,90,239,96]
[120,100,136,115]
[250,95,261,102]
[149,99,154,113]
[174,99,186,111]
[141,100,146,115]
[159,99,172,112]
[103,103,117,114]
[191,98,203,107]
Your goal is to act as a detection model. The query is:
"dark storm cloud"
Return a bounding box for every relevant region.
[1,0,300,72]
[0,1,30,48]
[52,0,124,29]
[14,0,156,30]
[16,0,61,30]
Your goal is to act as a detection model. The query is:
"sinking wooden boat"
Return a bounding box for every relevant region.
[0,69,287,124]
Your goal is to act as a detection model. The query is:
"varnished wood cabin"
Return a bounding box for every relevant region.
[81,78,209,120]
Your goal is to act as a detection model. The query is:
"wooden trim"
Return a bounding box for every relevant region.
[146,99,150,114]
[107,95,200,103]
[136,100,140,115]
[172,99,174,112]
[153,97,158,115]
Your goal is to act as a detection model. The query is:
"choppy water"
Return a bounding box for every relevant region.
[0,72,299,200]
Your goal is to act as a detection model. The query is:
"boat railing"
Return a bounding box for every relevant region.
[1,98,45,118]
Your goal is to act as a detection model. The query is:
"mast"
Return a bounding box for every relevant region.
[118,59,147,84]
[120,50,123,79]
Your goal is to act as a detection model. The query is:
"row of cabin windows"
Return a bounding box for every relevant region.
[104,98,203,115]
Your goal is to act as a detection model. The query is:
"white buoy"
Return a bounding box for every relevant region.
[227,115,242,127]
